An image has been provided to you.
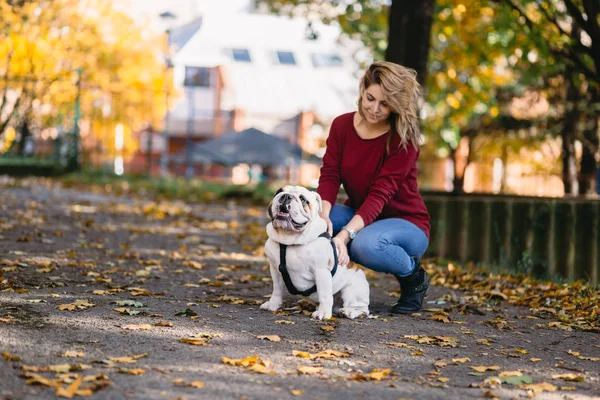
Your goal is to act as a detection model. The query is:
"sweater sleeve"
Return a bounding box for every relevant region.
[355,145,418,226]
[316,118,343,206]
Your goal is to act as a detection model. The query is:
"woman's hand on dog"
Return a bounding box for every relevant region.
[332,236,350,267]
[321,214,333,236]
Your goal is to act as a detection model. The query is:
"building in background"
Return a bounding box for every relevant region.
[125,0,361,185]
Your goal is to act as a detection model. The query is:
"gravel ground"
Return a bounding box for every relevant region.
[0,181,599,400]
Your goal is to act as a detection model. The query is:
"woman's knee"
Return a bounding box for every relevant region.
[350,233,385,265]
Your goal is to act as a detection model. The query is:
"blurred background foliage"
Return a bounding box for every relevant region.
[258,0,600,194]
[1,0,599,194]
[0,0,174,159]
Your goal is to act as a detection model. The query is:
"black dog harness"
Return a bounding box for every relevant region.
[278,232,338,296]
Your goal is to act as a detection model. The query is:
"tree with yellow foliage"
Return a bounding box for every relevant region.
[0,0,173,161]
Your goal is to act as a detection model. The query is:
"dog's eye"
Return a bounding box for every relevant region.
[299,195,308,205]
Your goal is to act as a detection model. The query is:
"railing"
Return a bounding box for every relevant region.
[423,193,599,284]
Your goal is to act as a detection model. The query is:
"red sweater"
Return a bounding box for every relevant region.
[317,112,430,238]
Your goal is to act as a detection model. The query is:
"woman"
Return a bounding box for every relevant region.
[317,61,430,314]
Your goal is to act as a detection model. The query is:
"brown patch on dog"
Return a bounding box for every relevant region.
[328,259,332,267]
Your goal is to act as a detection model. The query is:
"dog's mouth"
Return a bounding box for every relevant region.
[275,211,290,220]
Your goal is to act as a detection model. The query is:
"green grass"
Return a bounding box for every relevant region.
[59,167,279,204]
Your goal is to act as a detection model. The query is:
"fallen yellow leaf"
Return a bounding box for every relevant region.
[179,338,207,346]
[154,321,173,327]
[257,335,281,342]
[55,375,82,399]
[471,366,501,373]
[290,389,304,396]
[452,357,471,364]
[351,368,392,381]
[297,365,323,375]
[123,324,152,331]
[292,351,312,359]
[552,373,584,382]
[518,382,557,392]
[499,371,522,377]
[118,368,145,375]
[61,351,85,358]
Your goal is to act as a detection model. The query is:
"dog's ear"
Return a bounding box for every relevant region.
[274,187,283,196]
[267,200,273,220]
[313,192,323,213]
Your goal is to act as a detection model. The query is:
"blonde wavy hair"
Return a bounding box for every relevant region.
[357,61,422,151]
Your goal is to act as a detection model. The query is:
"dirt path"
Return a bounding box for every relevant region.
[1,181,598,400]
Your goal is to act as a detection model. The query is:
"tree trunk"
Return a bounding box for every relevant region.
[562,75,580,195]
[17,119,31,156]
[578,87,599,195]
[385,0,435,86]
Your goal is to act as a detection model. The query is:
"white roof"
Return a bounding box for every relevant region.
[172,12,361,121]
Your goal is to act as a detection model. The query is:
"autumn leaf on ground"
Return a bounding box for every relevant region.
[179,338,207,346]
[183,260,203,270]
[123,324,152,331]
[498,374,532,385]
[351,368,392,381]
[107,353,148,364]
[175,308,197,317]
[476,338,494,346]
[517,382,558,393]
[471,366,501,373]
[320,325,335,334]
[275,320,295,325]
[114,300,144,308]
[292,349,350,360]
[552,373,584,382]
[430,311,451,323]
[57,300,95,311]
[222,355,274,374]
[257,335,281,342]
[404,335,459,347]
[384,342,423,352]
[113,308,141,316]
[61,351,85,358]
[567,350,600,361]
[118,368,145,375]
[2,351,21,361]
[24,372,60,388]
[297,365,323,375]
[55,375,82,398]
[290,389,304,396]
[452,357,471,364]
[154,321,173,327]
[172,378,205,388]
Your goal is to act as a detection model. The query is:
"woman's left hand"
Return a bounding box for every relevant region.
[332,236,350,267]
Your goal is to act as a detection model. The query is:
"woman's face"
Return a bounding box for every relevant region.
[361,84,391,124]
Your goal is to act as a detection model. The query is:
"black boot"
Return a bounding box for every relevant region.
[391,258,429,314]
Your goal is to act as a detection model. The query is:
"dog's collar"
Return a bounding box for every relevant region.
[278,231,338,297]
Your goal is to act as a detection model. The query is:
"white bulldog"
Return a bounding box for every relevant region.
[260,185,370,320]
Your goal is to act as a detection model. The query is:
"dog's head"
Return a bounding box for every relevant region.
[268,185,323,233]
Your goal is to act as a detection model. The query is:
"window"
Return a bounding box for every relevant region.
[230,48,251,62]
[184,66,210,87]
[275,51,296,65]
[311,53,343,68]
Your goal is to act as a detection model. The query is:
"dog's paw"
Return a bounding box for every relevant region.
[311,309,332,320]
[339,308,369,319]
[260,299,282,312]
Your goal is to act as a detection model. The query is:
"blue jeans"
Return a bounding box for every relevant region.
[330,205,429,277]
